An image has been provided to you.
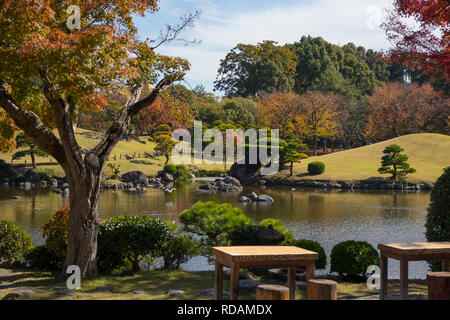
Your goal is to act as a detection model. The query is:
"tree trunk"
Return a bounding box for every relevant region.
[290,162,293,176]
[313,136,318,156]
[31,151,36,168]
[64,166,101,278]
[164,153,169,165]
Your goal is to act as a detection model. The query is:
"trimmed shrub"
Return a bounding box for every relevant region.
[287,239,327,270]
[230,225,262,246]
[0,220,33,261]
[330,240,379,277]
[163,164,177,175]
[426,167,450,271]
[196,169,227,177]
[97,216,171,274]
[175,164,193,182]
[161,235,199,269]
[24,245,61,270]
[180,201,253,261]
[38,168,55,181]
[308,162,326,175]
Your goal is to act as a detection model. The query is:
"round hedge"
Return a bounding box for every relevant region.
[426,167,450,271]
[0,220,33,261]
[308,162,325,175]
[288,239,327,270]
[330,240,379,277]
[163,164,177,175]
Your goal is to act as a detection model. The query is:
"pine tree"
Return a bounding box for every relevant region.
[378,144,416,181]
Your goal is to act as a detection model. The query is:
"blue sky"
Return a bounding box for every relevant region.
[134,0,394,93]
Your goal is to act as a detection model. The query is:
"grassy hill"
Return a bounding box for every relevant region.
[282,133,450,184]
[1,130,448,183]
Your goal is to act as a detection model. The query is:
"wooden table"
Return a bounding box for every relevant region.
[212,246,318,300]
[378,242,450,300]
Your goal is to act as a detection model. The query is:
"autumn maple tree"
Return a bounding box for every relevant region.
[382,0,449,84]
[0,0,196,277]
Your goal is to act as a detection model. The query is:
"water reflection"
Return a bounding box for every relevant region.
[0,183,430,279]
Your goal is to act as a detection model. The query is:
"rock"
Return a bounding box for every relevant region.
[162,172,174,182]
[256,225,285,245]
[121,171,147,183]
[10,196,21,200]
[229,162,262,186]
[223,176,241,186]
[2,287,35,300]
[23,169,40,183]
[256,195,274,203]
[239,196,251,203]
[199,177,243,193]
[247,192,258,201]
[199,288,229,299]
[238,280,265,293]
[94,286,114,293]
[167,289,185,297]
[131,289,146,295]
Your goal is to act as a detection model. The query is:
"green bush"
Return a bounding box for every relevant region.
[38,168,55,181]
[308,162,326,175]
[0,220,33,261]
[161,235,199,269]
[426,167,450,271]
[330,240,379,277]
[0,159,14,180]
[175,164,193,182]
[163,164,177,175]
[196,169,227,177]
[259,218,294,244]
[287,239,327,270]
[230,225,262,246]
[180,201,253,261]
[97,216,171,274]
[24,245,61,270]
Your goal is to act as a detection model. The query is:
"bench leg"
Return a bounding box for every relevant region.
[400,258,409,300]
[214,262,223,300]
[380,254,388,300]
[305,261,315,300]
[288,266,296,300]
[442,260,449,272]
[230,262,240,300]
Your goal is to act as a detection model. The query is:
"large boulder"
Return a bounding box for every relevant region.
[229,162,261,186]
[120,171,146,183]
[199,176,243,192]
[162,172,174,182]
[256,194,274,203]
[256,225,285,245]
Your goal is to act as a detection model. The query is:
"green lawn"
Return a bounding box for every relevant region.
[0,268,428,300]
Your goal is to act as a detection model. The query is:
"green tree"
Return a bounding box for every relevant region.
[280,133,308,176]
[378,144,416,181]
[425,167,450,271]
[12,132,48,168]
[215,41,297,97]
[152,124,176,165]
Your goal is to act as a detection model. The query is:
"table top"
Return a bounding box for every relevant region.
[212,246,318,263]
[378,242,450,256]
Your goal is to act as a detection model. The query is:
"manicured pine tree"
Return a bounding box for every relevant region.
[378,144,416,181]
[280,132,308,176]
[12,132,48,168]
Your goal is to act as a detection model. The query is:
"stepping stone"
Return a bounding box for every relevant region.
[167,290,185,297]
[2,287,35,300]
[94,286,114,293]
[200,288,229,299]
[131,289,146,295]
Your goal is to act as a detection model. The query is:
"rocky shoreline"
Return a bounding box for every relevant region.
[260,177,434,191]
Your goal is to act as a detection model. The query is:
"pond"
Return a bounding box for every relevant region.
[0,182,431,279]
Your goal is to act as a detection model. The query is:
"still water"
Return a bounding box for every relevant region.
[0,182,431,279]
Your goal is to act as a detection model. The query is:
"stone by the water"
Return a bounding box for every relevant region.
[167,289,185,297]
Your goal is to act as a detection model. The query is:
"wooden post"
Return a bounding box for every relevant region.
[287,266,296,300]
[400,258,409,300]
[230,262,240,300]
[214,262,224,300]
[442,260,449,272]
[304,261,315,299]
[307,279,338,300]
[427,272,450,300]
[256,285,289,300]
[380,254,388,300]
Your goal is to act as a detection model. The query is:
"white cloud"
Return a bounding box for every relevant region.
[150,0,395,92]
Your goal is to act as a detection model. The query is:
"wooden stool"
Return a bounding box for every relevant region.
[427,272,450,300]
[307,279,338,300]
[256,284,289,300]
